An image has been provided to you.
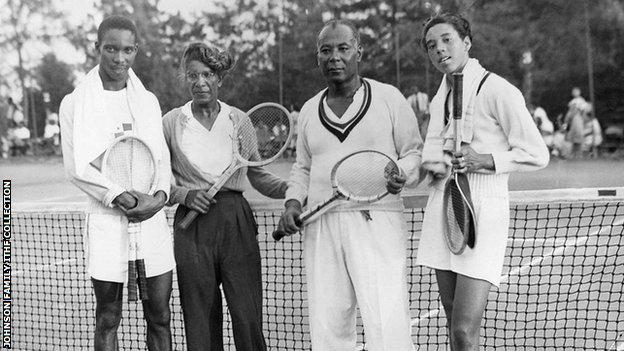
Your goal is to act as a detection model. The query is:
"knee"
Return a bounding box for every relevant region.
[95,304,122,331]
[145,303,171,328]
[450,321,479,349]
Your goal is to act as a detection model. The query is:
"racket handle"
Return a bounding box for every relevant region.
[136,259,149,301]
[272,229,288,241]
[127,261,138,302]
[178,210,199,230]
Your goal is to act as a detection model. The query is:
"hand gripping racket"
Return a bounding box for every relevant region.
[177,102,293,230]
[101,135,156,301]
[272,150,400,241]
[443,73,477,255]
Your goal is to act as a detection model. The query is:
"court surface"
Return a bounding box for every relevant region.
[3,155,624,204]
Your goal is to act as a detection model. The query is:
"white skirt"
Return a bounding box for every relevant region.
[84,210,175,283]
[416,173,510,286]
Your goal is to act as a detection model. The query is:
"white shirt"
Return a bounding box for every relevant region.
[103,89,133,134]
[44,124,60,139]
[180,101,233,177]
[14,126,30,139]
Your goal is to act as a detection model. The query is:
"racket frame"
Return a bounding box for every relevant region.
[177,102,293,230]
[273,149,398,241]
[101,135,157,301]
[443,73,477,255]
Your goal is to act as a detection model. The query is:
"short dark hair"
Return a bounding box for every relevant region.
[97,15,138,44]
[421,13,472,50]
[317,19,361,48]
[179,42,235,79]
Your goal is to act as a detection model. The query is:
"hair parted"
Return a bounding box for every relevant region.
[97,15,138,43]
[179,42,235,79]
[421,13,472,50]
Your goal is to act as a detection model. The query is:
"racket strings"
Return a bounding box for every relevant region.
[104,138,155,193]
[334,152,396,199]
[445,182,469,253]
[247,107,291,161]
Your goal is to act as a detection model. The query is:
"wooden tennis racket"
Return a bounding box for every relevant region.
[177,102,292,230]
[101,135,156,301]
[443,73,477,255]
[272,150,400,241]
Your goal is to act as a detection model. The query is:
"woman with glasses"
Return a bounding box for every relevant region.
[162,42,287,351]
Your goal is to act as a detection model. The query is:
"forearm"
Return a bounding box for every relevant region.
[247,166,288,199]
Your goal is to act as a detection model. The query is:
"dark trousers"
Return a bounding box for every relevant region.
[174,192,266,351]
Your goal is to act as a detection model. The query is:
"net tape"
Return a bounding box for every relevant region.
[11,188,624,350]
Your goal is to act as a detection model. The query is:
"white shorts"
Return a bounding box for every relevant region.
[84,211,175,283]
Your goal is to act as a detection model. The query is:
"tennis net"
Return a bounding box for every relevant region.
[10,188,624,350]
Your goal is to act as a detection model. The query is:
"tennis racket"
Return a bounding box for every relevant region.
[272,150,399,241]
[443,73,477,255]
[177,102,292,230]
[101,135,157,301]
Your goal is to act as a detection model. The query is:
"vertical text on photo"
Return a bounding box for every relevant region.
[2,180,11,349]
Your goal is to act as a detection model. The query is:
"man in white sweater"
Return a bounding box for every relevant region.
[278,19,423,350]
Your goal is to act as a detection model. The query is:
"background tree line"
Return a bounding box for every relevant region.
[1,0,623,136]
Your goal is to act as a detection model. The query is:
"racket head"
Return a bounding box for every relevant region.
[101,135,157,194]
[443,174,476,255]
[234,102,292,167]
[330,150,399,203]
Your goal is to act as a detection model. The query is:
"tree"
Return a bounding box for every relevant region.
[35,53,75,114]
[0,0,63,133]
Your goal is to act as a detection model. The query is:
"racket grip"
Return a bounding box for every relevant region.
[178,210,199,230]
[272,229,288,241]
[127,261,138,302]
[136,259,149,301]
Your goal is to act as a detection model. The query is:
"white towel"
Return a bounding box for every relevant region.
[422,58,488,171]
[72,65,163,176]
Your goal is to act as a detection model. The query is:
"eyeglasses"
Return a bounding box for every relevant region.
[185,71,218,82]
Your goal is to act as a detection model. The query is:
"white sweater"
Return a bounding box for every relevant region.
[286,78,423,212]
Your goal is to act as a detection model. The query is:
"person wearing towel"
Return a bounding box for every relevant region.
[60,15,174,351]
[416,13,549,350]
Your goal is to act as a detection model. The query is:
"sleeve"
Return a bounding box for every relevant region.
[488,82,550,174]
[389,87,423,187]
[153,101,171,200]
[162,113,189,206]
[284,105,312,206]
[59,94,125,207]
[246,166,288,199]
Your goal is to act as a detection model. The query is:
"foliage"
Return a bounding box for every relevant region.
[34,53,75,114]
[4,0,624,125]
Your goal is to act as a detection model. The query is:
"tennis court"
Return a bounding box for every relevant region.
[9,157,624,350]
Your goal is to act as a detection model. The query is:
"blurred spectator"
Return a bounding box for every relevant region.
[531,105,554,151]
[567,87,587,111]
[42,116,61,155]
[11,121,31,156]
[406,85,430,138]
[564,102,588,159]
[582,104,602,158]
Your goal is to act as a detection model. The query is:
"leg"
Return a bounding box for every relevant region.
[344,211,413,351]
[219,199,266,351]
[92,278,123,351]
[449,274,491,351]
[435,269,458,338]
[174,207,224,351]
[304,213,358,350]
[142,271,173,351]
